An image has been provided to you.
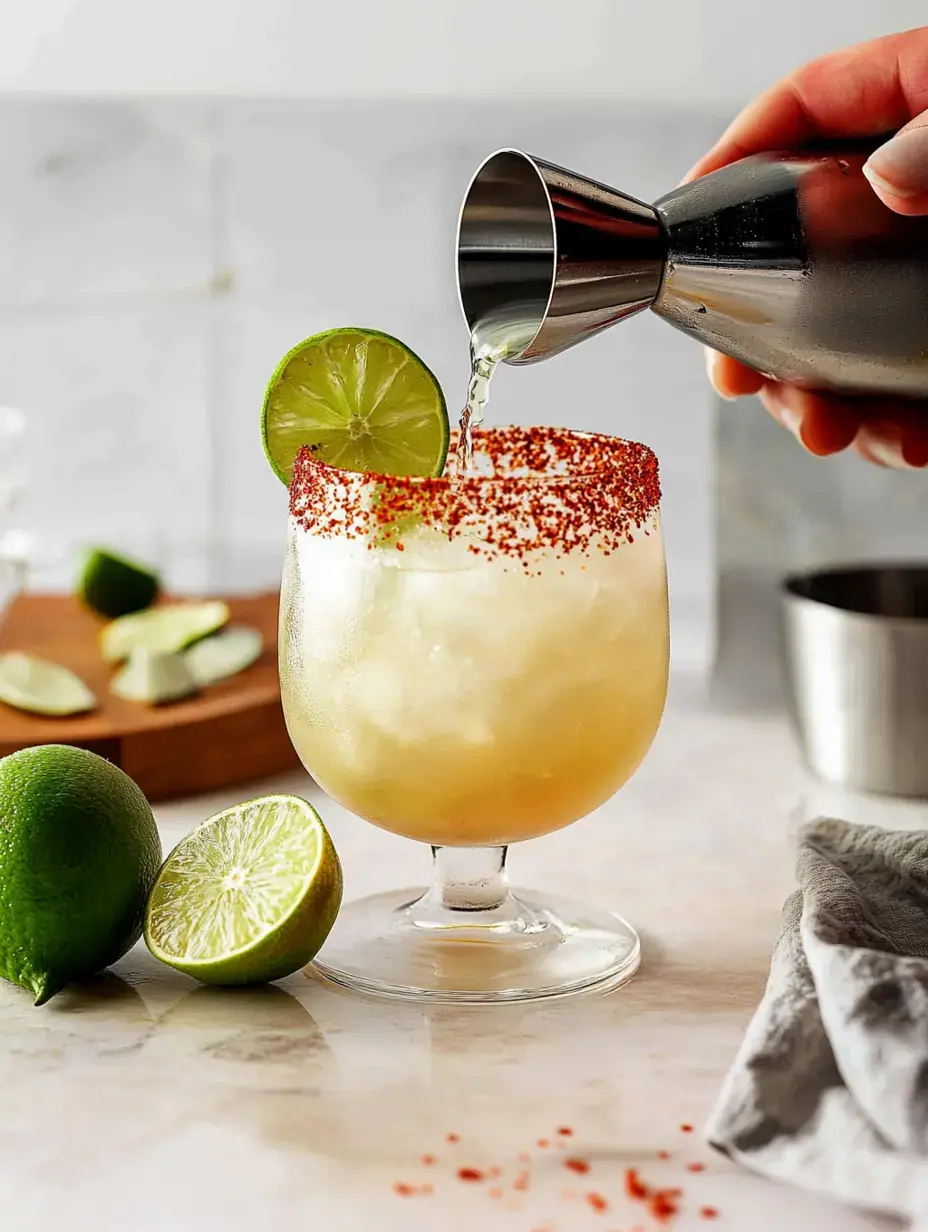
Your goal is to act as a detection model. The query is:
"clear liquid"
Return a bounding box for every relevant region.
[454,334,504,475]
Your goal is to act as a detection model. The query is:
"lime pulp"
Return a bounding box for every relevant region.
[261,328,449,486]
[144,794,343,986]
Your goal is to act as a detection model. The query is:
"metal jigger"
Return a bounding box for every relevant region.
[456,147,928,397]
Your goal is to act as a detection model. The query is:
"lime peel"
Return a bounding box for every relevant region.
[78,547,160,619]
[0,745,161,1004]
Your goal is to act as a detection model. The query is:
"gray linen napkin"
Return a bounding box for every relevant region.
[708,818,928,1226]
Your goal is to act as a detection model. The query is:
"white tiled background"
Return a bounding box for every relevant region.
[0,100,723,669]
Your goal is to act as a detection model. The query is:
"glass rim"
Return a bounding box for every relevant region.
[293,425,658,491]
[289,425,661,565]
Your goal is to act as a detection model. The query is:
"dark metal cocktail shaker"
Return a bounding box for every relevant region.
[456,147,928,397]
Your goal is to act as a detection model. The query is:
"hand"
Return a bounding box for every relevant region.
[685,26,928,469]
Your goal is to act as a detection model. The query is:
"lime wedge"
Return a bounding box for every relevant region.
[262,328,449,486]
[100,601,229,664]
[0,653,96,716]
[185,626,263,687]
[144,795,343,985]
[78,547,160,619]
[110,649,198,705]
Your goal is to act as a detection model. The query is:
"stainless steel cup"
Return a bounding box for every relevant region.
[781,565,928,797]
[457,148,928,395]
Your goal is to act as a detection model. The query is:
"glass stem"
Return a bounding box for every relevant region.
[427,845,510,912]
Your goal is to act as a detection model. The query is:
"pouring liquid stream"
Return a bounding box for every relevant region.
[454,334,504,475]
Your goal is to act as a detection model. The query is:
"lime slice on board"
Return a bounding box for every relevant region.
[78,548,160,619]
[145,794,342,986]
[110,649,198,705]
[100,601,229,664]
[185,626,263,687]
[261,328,449,486]
[0,653,96,716]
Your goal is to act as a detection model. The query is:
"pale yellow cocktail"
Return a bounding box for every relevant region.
[281,516,667,846]
[280,426,668,1001]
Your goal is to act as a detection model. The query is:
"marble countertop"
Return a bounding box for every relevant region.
[3,674,923,1232]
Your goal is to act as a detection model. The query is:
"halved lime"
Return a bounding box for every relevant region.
[78,548,160,619]
[261,328,449,486]
[100,601,229,664]
[185,626,263,687]
[0,653,96,716]
[145,795,342,985]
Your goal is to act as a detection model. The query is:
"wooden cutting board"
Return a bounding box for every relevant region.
[0,592,302,801]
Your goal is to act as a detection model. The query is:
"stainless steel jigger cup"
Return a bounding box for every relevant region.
[782,565,928,798]
[457,147,928,397]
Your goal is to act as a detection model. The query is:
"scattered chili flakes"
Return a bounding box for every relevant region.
[657,1150,671,1160]
[680,1123,694,1133]
[688,1161,706,1173]
[290,427,661,570]
[565,1158,590,1174]
[393,1182,432,1198]
[421,1154,436,1166]
[537,1138,550,1149]
[446,1132,460,1143]
[650,1188,680,1222]
[586,1192,609,1213]
[457,1167,484,1183]
[489,1187,503,1200]
[701,1207,719,1220]
[513,1170,530,1192]
[625,1168,649,1200]
[557,1125,574,1137]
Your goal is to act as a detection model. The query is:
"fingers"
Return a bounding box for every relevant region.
[683,26,928,184]
[758,386,862,456]
[705,351,764,398]
[853,406,928,469]
[863,113,928,215]
[710,355,928,468]
[683,81,814,183]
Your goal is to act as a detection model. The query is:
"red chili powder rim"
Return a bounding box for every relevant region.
[289,426,661,565]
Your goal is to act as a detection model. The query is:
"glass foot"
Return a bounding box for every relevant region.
[311,885,641,1003]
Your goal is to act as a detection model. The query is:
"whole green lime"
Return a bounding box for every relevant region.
[0,745,162,1005]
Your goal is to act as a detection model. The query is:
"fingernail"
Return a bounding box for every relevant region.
[705,349,721,392]
[705,349,734,400]
[856,428,917,470]
[778,404,806,447]
[864,126,928,199]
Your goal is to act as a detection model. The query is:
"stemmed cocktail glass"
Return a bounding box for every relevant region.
[279,425,668,1001]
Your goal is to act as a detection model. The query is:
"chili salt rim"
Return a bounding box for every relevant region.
[289,425,660,564]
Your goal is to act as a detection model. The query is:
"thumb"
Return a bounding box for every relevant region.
[863,113,928,215]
